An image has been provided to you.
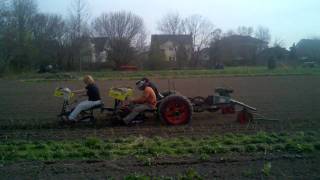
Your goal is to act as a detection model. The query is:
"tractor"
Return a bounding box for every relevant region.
[54,84,256,126]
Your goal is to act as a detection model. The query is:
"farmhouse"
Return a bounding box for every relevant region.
[150,34,193,62]
[211,35,268,65]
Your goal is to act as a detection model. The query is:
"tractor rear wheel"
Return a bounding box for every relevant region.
[158,95,193,125]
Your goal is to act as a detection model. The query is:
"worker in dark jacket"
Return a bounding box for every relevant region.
[63,75,102,122]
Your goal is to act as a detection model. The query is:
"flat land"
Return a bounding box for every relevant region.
[0,75,319,179]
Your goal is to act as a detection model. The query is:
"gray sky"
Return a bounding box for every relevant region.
[38,0,320,48]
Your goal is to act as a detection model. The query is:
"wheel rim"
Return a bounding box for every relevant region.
[164,101,190,125]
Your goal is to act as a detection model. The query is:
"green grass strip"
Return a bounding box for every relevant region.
[1,131,319,163]
[3,66,320,81]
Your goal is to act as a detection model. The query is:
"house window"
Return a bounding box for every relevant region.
[169,47,174,51]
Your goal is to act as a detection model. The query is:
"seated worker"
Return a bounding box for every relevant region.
[140,77,163,100]
[123,79,157,125]
[63,75,102,122]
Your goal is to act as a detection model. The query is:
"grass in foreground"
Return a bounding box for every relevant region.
[1,131,319,164]
[3,66,320,81]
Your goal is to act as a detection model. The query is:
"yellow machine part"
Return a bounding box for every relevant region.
[54,88,74,98]
[109,87,133,101]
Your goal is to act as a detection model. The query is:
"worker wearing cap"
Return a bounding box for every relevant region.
[123,79,157,125]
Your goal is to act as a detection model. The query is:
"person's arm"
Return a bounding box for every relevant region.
[72,89,86,94]
[132,91,148,104]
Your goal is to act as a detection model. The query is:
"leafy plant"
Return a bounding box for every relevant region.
[261,162,272,176]
[178,168,203,180]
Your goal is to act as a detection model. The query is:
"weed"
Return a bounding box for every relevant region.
[178,168,203,180]
[245,144,258,153]
[84,137,102,149]
[0,131,319,163]
[124,173,151,180]
[314,142,320,150]
[230,146,245,153]
[242,169,255,178]
[261,162,272,176]
[199,153,210,161]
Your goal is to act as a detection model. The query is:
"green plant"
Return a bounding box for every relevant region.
[178,168,203,180]
[124,174,151,180]
[242,169,254,177]
[245,144,258,153]
[84,137,102,149]
[261,162,272,176]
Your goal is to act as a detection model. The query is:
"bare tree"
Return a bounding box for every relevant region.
[67,0,90,71]
[8,0,38,69]
[212,28,223,41]
[31,13,66,66]
[93,11,146,68]
[237,26,254,36]
[93,11,145,41]
[32,14,66,41]
[182,14,216,67]
[0,0,11,73]
[255,26,271,43]
[0,0,9,27]
[12,0,38,35]
[273,37,285,47]
[68,0,90,39]
[183,14,215,51]
[157,12,184,34]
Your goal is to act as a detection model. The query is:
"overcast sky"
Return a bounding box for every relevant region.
[38,0,320,48]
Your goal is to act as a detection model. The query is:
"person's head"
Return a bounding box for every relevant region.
[141,77,149,82]
[83,75,95,85]
[135,79,147,91]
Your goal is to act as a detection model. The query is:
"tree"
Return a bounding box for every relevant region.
[237,26,254,36]
[183,14,216,67]
[31,13,66,66]
[0,0,11,72]
[67,0,91,71]
[107,38,135,69]
[184,15,215,50]
[289,43,298,64]
[157,13,184,35]
[93,11,146,68]
[8,0,38,70]
[273,37,285,47]
[255,26,271,43]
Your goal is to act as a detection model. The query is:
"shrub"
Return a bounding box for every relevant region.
[84,137,102,149]
[245,144,258,153]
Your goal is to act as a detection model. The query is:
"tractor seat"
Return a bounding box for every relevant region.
[88,103,104,111]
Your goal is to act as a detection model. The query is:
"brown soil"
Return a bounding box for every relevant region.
[1,76,320,179]
[0,76,319,140]
[1,153,319,179]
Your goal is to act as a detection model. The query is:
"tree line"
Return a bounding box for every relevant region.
[0,0,311,74]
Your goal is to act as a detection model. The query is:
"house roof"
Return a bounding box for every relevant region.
[151,34,193,46]
[297,39,320,48]
[221,35,267,45]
